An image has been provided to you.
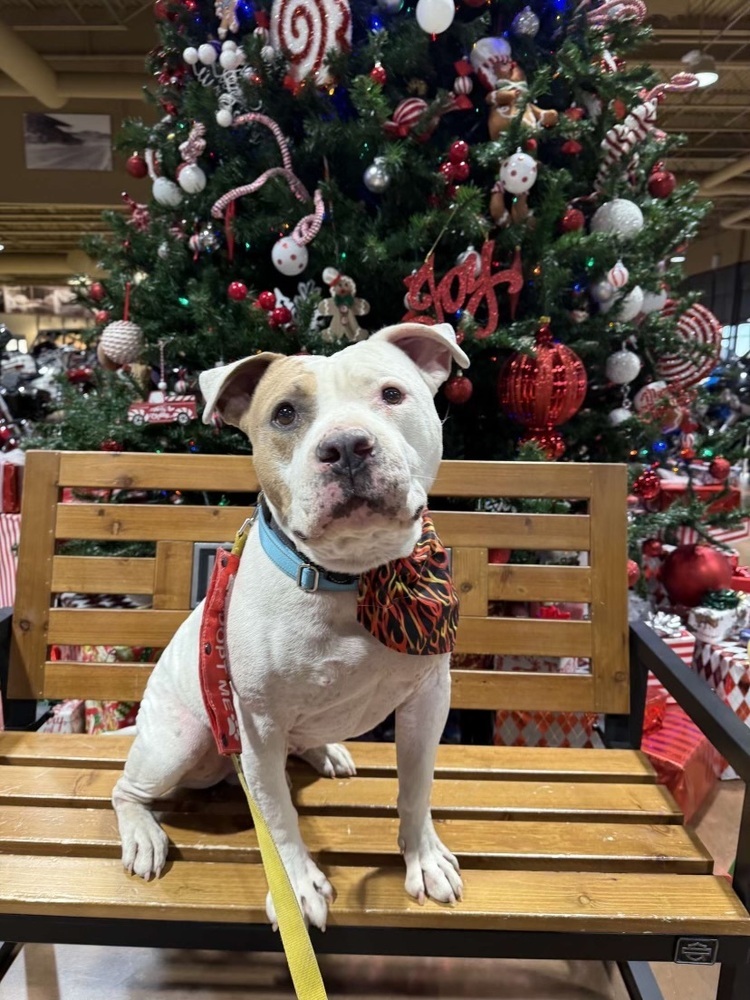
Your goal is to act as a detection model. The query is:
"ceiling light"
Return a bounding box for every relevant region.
[681,50,719,88]
[0,244,4,253]
[671,255,686,263]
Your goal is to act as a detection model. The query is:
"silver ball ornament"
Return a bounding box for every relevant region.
[609,406,634,426]
[512,5,540,37]
[591,198,644,240]
[152,176,183,207]
[605,349,642,385]
[272,236,309,276]
[615,285,644,322]
[177,163,206,194]
[363,157,391,193]
[590,279,615,304]
[158,242,170,260]
[261,44,276,63]
[377,0,404,10]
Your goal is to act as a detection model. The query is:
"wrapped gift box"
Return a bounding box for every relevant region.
[643,613,696,706]
[0,512,21,607]
[85,700,139,734]
[656,483,741,514]
[693,636,750,779]
[39,699,85,733]
[678,520,750,546]
[642,703,725,823]
[688,604,738,643]
[493,709,603,749]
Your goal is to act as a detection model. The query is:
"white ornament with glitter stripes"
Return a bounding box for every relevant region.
[270,0,352,87]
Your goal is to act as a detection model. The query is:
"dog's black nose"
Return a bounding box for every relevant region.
[317,430,375,476]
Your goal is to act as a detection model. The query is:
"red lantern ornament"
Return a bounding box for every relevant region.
[227,281,248,301]
[443,372,473,404]
[642,538,663,558]
[370,62,387,85]
[632,469,661,502]
[449,140,469,164]
[257,290,276,311]
[497,322,588,459]
[126,153,148,179]
[709,456,731,482]
[627,559,640,588]
[648,163,676,199]
[560,207,585,233]
[660,544,733,608]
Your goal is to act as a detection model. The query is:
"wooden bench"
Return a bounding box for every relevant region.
[0,451,749,1000]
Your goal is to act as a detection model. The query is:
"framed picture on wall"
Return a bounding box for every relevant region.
[23,113,113,171]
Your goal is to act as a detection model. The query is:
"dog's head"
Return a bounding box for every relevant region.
[200,323,469,574]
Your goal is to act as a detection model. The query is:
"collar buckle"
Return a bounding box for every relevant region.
[296,564,320,592]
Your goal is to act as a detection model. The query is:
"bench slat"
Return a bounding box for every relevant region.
[0,807,712,874]
[488,564,592,602]
[0,767,681,822]
[0,735,657,782]
[1,855,746,934]
[51,556,156,595]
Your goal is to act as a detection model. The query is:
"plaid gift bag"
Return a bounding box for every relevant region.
[693,637,750,779]
[493,710,602,749]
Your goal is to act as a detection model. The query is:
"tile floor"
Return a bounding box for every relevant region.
[0,781,745,1000]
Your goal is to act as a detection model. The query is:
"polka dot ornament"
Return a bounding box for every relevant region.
[655,300,722,387]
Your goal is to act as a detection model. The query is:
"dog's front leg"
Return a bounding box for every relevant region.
[395,660,463,905]
[237,711,334,931]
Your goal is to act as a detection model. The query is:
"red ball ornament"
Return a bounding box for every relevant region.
[488,548,511,564]
[452,160,470,182]
[443,373,473,404]
[227,281,248,301]
[153,0,176,20]
[648,164,676,199]
[462,0,487,6]
[439,161,455,182]
[270,306,292,327]
[632,470,661,502]
[100,439,124,452]
[257,290,276,311]
[660,544,732,607]
[524,138,538,153]
[627,559,640,588]
[370,62,387,85]
[561,139,583,156]
[642,538,663,558]
[182,0,198,11]
[560,207,585,233]
[611,99,627,120]
[94,309,110,324]
[564,106,585,121]
[709,456,731,481]
[449,140,469,164]
[126,153,148,179]
[89,282,105,302]
[498,323,587,459]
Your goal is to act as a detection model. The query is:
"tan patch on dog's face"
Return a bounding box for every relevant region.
[240,357,318,520]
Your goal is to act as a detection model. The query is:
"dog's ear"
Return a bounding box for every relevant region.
[371,322,470,395]
[199,352,284,427]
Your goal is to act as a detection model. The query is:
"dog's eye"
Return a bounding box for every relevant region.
[273,402,297,427]
[382,387,403,405]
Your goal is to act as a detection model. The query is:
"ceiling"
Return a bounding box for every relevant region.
[0,0,748,279]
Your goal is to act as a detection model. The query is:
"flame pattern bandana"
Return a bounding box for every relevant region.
[357,512,459,656]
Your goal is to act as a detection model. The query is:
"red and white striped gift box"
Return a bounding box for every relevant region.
[643,616,696,705]
[676,519,750,546]
[693,637,750,779]
[0,512,21,607]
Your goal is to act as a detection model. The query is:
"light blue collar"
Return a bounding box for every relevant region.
[256,498,360,594]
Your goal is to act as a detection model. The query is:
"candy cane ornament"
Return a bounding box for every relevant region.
[270,0,352,88]
[210,113,325,276]
[595,73,698,190]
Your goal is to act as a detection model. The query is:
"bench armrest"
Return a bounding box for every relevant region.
[629,620,750,784]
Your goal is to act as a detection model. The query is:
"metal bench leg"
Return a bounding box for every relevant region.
[617,961,666,1000]
[717,961,750,1000]
[0,942,22,982]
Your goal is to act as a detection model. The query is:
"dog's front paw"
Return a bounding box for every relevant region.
[266,854,335,932]
[297,743,357,778]
[117,804,169,881]
[400,824,462,906]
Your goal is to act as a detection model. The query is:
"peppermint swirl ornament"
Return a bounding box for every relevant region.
[270,0,352,87]
[656,300,722,387]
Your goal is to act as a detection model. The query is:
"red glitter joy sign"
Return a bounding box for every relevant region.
[402,241,523,338]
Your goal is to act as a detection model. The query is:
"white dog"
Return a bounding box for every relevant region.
[112,321,469,930]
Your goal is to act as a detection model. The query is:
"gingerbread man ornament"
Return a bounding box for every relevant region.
[317,268,370,343]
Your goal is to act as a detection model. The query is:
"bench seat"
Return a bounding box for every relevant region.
[0,734,747,939]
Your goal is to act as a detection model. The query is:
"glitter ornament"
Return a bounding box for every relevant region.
[512,5,540,37]
[443,372,473,404]
[609,406,633,426]
[607,260,629,289]
[560,207,585,232]
[632,469,661,502]
[648,163,676,199]
[709,457,731,482]
[227,281,248,301]
[152,176,183,207]
[363,157,391,193]
[615,285,644,322]
[177,163,207,194]
[591,198,644,239]
[272,236,309,275]
[126,153,148,179]
[605,348,642,385]
[660,545,732,608]
[499,148,537,194]
[415,0,455,35]
[270,0,352,87]
[498,322,587,459]
[641,288,668,314]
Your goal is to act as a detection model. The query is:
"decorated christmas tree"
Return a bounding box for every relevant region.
[30,0,745,529]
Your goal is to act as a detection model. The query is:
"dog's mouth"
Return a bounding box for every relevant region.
[292,494,423,545]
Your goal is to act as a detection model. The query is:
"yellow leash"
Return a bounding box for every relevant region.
[228,522,328,1000]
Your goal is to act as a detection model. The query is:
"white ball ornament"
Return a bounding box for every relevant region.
[615,285,644,322]
[499,148,537,194]
[606,348,642,385]
[216,108,233,127]
[152,176,183,207]
[100,320,144,367]
[220,49,241,70]
[591,198,644,240]
[261,44,276,63]
[641,288,668,314]
[198,43,218,65]
[222,40,238,51]
[272,237,309,276]
[182,46,199,65]
[177,163,207,194]
[415,0,455,35]
[609,406,634,426]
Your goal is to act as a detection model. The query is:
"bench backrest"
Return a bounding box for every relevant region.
[8,452,628,716]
